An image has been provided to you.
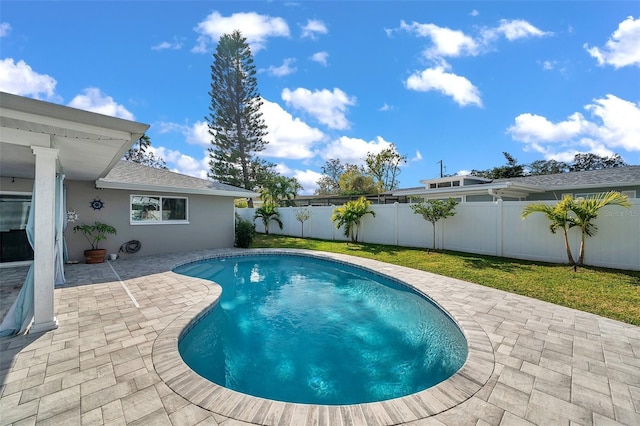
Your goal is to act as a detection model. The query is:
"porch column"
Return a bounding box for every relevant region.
[29,146,59,334]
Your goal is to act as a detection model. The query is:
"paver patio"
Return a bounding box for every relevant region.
[1,248,639,425]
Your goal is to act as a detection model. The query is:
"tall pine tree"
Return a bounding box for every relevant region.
[207,30,272,205]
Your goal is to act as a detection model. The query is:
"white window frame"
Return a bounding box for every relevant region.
[130,195,189,225]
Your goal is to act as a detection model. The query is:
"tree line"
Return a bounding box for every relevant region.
[469,152,628,180]
[315,146,407,197]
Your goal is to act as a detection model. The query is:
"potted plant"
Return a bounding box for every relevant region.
[73,221,117,264]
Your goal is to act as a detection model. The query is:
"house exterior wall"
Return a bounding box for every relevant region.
[65,180,235,262]
[0,177,34,193]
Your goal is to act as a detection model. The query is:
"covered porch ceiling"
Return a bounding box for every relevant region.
[0,92,149,181]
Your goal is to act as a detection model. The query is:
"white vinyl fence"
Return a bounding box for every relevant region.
[236,199,640,270]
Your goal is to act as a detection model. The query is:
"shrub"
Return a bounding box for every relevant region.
[235,215,256,248]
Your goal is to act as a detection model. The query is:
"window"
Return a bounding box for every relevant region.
[574,192,603,199]
[130,195,188,224]
[572,190,636,200]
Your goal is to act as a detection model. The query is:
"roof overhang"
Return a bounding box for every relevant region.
[545,182,640,191]
[0,92,149,181]
[95,179,259,198]
[392,182,545,199]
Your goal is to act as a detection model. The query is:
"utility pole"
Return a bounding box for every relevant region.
[437,160,443,178]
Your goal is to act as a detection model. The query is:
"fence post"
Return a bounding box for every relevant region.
[394,202,399,246]
[496,199,503,256]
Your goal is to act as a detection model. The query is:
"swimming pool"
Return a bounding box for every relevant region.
[175,253,468,405]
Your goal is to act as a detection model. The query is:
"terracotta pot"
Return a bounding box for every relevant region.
[84,249,106,264]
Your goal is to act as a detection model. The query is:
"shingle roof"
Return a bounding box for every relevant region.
[96,160,257,197]
[493,165,640,189]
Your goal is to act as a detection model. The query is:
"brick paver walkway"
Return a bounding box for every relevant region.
[1,249,639,425]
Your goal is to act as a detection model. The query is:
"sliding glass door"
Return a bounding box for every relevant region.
[0,194,33,263]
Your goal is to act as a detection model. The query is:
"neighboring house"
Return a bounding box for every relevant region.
[288,167,639,207]
[392,167,640,202]
[0,92,256,334]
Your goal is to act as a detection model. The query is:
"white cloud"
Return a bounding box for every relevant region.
[301,19,328,39]
[260,99,325,159]
[0,58,57,100]
[396,18,549,59]
[281,87,356,130]
[410,150,422,162]
[507,112,592,144]
[395,18,548,107]
[470,10,479,17]
[152,147,209,179]
[586,94,640,151]
[186,121,211,146]
[0,22,11,37]
[405,65,482,107]
[483,19,551,42]
[67,88,135,120]
[274,163,323,195]
[378,103,392,111]
[507,94,640,158]
[155,120,211,147]
[156,100,325,161]
[585,16,640,68]
[542,60,556,70]
[151,38,183,51]
[319,136,393,164]
[192,11,289,53]
[399,20,479,58]
[309,51,329,66]
[267,58,297,76]
[292,169,323,195]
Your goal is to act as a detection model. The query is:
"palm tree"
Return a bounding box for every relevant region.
[331,196,376,243]
[569,191,630,266]
[260,175,301,206]
[522,196,576,265]
[253,204,283,235]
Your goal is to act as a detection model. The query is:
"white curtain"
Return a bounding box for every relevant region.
[0,189,36,336]
[54,174,66,286]
[0,173,65,336]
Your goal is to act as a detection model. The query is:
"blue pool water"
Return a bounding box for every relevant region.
[175,254,467,405]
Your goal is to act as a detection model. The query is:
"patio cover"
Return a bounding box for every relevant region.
[0,92,149,334]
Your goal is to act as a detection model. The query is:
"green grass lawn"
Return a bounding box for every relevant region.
[252,234,640,326]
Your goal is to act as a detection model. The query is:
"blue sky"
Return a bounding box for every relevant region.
[2,1,639,194]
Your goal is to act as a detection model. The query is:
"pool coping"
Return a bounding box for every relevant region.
[152,249,496,425]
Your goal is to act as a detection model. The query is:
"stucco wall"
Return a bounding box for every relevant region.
[0,177,34,193]
[64,180,235,262]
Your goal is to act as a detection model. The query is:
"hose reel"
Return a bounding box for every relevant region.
[120,240,141,254]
